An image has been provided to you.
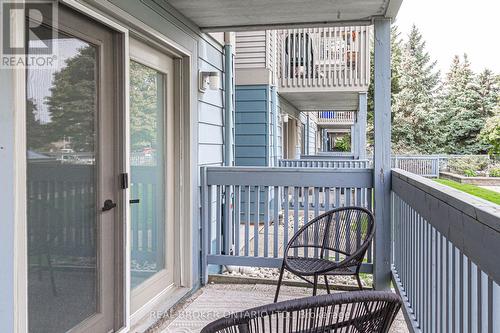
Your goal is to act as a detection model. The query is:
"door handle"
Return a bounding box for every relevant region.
[102,199,117,211]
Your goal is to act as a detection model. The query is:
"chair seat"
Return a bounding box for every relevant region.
[286,257,357,276]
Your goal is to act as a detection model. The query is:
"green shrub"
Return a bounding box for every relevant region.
[447,156,489,176]
[490,168,500,177]
[463,169,477,177]
[334,136,351,152]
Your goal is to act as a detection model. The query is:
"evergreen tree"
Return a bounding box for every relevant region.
[391,25,441,153]
[440,55,496,154]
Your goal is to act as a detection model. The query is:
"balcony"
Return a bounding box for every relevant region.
[316,110,356,127]
[274,26,370,112]
[198,165,500,332]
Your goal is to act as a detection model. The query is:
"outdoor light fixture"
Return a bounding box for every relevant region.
[282,114,289,123]
[199,71,220,92]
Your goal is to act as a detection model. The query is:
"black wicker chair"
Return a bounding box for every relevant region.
[201,291,401,333]
[275,207,375,302]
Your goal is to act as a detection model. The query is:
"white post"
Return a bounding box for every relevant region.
[0,7,27,332]
[373,18,392,291]
[358,93,368,159]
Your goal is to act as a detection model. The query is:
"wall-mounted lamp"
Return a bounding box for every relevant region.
[199,71,220,92]
[282,114,289,123]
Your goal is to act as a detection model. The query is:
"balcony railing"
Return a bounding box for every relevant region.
[317,111,356,125]
[277,26,371,89]
[200,167,374,282]
[391,169,500,332]
[279,159,370,168]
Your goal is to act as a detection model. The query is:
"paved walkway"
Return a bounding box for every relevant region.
[157,283,409,333]
[480,185,500,193]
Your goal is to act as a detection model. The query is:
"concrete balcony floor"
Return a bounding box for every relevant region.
[156,283,409,333]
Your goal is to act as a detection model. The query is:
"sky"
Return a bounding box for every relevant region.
[395,0,500,75]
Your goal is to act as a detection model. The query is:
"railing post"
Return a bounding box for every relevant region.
[373,17,392,291]
[200,167,209,284]
[358,92,367,159]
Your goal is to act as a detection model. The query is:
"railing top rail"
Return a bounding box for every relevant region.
[392,168,500,282]
[203,166,373,188]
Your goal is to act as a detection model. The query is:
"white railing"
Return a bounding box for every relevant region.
[317,111,356,125]
[277,26,371,89]
[279,159,370,168]
[391,156,440,178]
[391,169,500,332]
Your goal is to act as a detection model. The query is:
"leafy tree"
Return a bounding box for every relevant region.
[26,99,49,151]
[440,55,497,154]
[45,46,96,152]
[480,113,500,157]
[129,61,161,151]
[391,25,441,153]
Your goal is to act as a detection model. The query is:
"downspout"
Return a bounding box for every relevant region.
[224,33,234,166]
[271,87,279,166]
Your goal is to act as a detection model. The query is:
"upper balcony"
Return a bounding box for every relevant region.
[276,26,371,93]
[316,110,356,127]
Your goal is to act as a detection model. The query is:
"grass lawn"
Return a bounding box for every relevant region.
[434,179,500,205]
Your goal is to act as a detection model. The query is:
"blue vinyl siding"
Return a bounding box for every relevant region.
[234,85,270,166]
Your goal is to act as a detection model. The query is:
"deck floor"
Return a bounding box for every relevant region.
[157,283,409,333]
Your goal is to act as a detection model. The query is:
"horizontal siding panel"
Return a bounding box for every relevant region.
[235,31,267,70]
[235,135,267,146]
[198,123,223,144]
[198,103,223,126]
[198,39,223,70]
[235,157,267,166]
[235,89,267,101]
[235,101,267,113]
[235,112,267,123]
[235,146,267,158]
[199,144,223,165]
[235,123,267,135]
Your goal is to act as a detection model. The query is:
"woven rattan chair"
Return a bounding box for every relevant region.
[201,291,402,333]
[275,207,375,302]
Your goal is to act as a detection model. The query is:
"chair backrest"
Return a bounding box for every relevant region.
[286,207,375,261]
[200,291,402,333]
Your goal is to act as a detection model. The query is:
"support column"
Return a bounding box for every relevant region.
[322,129,328,152]
[358,93,368,159]
[350,124,356,157]
[224,33,234,166]
[373,18,392,291]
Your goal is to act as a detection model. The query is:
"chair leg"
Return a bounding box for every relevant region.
[274,263,285,303]
[324,275,331,294]
[355,274,363,291]
[312,275,318,296]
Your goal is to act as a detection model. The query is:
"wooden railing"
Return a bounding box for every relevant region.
[200,167,374,283]
[277,26,371,89]
[391,169,500,332]
[317,111,356,125]
[279,159,370,168]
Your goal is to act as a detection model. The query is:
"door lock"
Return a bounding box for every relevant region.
[102,199,117,211]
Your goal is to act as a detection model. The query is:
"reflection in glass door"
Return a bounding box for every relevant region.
[26,5,118,333]
[129,39,175,314]
[130,61,166,288]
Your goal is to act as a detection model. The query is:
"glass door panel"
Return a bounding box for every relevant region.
[26,5,118,333]
[129,61,166,289]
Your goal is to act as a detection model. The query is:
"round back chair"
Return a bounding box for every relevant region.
[201,291,402,333]
[275,207,375,302]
